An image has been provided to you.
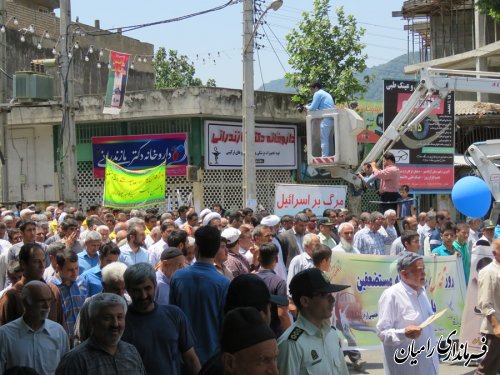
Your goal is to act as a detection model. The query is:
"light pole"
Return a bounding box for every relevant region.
[242,0,282,209]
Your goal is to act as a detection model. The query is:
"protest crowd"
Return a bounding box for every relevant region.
[0,196,499,375]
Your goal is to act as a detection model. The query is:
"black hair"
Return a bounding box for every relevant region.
[99,241,121,259]
[55,249,78,268]
[383,152,396,163]
[259,243,278,267]
[195,225,221,258]
[312,245,332,267]
[167,229,188,248]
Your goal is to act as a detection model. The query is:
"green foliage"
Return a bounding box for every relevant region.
[476,0,500,20]
[285,0,369,104]
[153,47,216,88]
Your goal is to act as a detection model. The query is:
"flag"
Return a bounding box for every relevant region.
[103,158,166,209]
[103,50,130,115]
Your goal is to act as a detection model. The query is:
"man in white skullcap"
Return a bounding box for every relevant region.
[261,215,287,281]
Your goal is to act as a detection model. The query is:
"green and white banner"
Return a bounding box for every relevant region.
[327,253,467,349]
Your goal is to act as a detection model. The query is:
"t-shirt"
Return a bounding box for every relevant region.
[122,303,195,375]
[169,261,229,365]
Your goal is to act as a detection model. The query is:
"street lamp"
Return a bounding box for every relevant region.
[242,0,282,210]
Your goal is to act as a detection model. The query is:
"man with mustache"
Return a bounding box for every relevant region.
[122,262,201,375]
[0,281,69,374]
[56,293,146,374]
[332,222,360,254]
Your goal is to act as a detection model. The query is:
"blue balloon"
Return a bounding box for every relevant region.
[452,176,491,218]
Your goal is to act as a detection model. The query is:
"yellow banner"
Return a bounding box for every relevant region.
[103,158,166,209]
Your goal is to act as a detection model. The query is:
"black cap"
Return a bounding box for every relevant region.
[221,307,276,354]
[289,268,349,298]
[160,247,183,261]
[317,217,334,226]
[225,274,288,314]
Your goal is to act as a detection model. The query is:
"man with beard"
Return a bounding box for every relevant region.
[118,226,148,266]
[122,263,200,375]
[332,223,359,254]
[0,281,68,375]
[278,213,309,269]
[56,293,146,375]
[278,268,349,374]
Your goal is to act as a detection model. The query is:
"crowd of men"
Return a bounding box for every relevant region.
[0,200,498,375]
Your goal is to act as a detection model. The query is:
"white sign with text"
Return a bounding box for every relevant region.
[274,184,347,216]
[205,121,297,169]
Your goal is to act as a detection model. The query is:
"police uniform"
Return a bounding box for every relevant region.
[278,314,349,375]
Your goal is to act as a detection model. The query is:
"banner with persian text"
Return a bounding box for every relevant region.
[103,51,131,115]
[383,80,455,191]
[274,184,347,216]
[204,121,297,169]
[103,159,166,209]
[327,253,466,349]
[92,133,187,178]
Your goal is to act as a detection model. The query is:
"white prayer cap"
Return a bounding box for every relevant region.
[260,215,280,227]
[203,212,221,226]
[221,227,241,245]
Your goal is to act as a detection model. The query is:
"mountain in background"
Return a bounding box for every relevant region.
[258,53,420,101]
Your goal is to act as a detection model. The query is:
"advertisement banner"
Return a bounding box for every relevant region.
[92,133,188,178]
[274,184,347,216]
[103,51,131,115]
[205,121,297,169]
[103,159,166,209]
[383,80,455,191]
[327,253,467,349]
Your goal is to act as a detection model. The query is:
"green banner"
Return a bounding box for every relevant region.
[327,254,467,349]
[103,158,166,209]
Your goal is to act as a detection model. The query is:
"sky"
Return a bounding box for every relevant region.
[68,0,409,89]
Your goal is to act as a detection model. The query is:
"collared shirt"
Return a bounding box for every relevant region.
[306,89,335,111]
[43,264,57,283]
[119,243,149,267]
[286,253,314,297]
[80,265,103,297]
[431,244,456,256]
[272,237,288,282]
[478,260,500,335]
[429,228,442,251]
[174,217,186,227]
[389,237,406,256]
[77,250,99,275]
[293,228,305,254]
[0,317,69,375]
[148,239,166,266]
[353,229,389,255]
[155,270,171,305]
[374,165,400,193]
[49,277,87,337]
[376,280,438,375]
[277,314,348,375]
[453,240,470,285]
[55,337,146,375]
[169,261,230,365]
[318,232,336,249]
[224,250,251,277]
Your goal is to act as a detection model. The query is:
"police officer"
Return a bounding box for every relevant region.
[277,268,349,374]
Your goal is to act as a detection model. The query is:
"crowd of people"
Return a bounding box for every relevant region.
[0,199,498,375]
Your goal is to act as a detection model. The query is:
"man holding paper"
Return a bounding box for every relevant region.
[376,252,439,375]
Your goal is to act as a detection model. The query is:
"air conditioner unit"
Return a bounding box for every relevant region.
[13,71,54,102]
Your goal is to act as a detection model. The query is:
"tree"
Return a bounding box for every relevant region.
[153,47,216,88]
[476,0,500,21]
[285,0,369,104]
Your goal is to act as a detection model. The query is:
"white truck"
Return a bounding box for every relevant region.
[305,67,500,220]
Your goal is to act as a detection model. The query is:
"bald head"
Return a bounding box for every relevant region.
[21,281,52,325]
[21,280,50,304]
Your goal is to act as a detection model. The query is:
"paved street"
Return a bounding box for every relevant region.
[347,349,479,374]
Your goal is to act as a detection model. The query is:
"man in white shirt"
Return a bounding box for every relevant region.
[475,238,500,375]
[119,227,148,267]
[376,252,439,375]
[0,280,69,375]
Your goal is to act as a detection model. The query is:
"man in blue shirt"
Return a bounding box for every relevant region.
[170,225,230,365]
[77,230,102,274]
[80,242,121,297]
[306,81,335,157]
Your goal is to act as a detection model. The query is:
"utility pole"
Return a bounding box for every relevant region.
[242,0,257,210]
[59,0,78,205]
[0,0,8,203]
